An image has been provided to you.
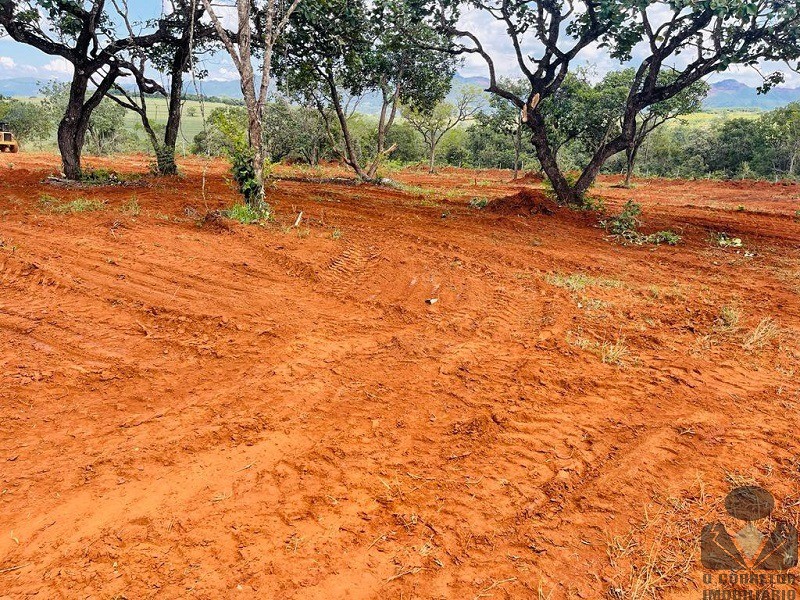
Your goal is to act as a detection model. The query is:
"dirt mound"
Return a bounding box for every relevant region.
[516,170,545,183]
[485,187,557,215]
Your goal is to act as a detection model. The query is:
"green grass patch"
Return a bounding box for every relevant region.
[40,194,106,214]
[223,202,271,224]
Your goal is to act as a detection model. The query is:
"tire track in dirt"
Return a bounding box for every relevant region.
[1,156,799,598]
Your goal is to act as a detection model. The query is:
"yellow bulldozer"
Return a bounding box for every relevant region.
[0,122,19,153]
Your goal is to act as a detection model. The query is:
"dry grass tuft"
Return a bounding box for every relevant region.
[742,317,781,351]
[546,272,623,292]
[606,495,702,599]
[714,305,740,333]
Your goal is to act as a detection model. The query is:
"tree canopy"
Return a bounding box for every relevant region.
[420,0,800,204]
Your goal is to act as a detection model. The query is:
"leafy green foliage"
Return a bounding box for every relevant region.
[468,197,488,209]
[606,200,642,236]
[0,96,51,144]
[423,0,800,204]
[602,200,681,245]
[223,202,271,225]
[40,82,132,155]
[230,147,262,207]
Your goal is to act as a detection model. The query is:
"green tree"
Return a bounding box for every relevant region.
[0,97,51,146]
[84,98,129,155]
[108,0,217,175]
[0,0,168,178]
[402,86,484,173]
[759,103,800,179]
[40,82,131,155]
[474,77,530,177]
[201,0,302,207]
[704,118,766,178]
[278,0,455,180]
[426,0,800,206]
[620,71,709,186]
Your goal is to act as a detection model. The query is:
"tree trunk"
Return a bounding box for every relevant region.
[248,107,266,203]
[158,54,187,176]
[428,142,436,174]
[513,115,522,180]
[239,65,266,206]
[58,75,91,179]
[526,113,580,205]
[624,145,635,187]
[326,74,371,181]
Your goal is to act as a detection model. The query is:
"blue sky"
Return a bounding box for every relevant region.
[0,2,797,89]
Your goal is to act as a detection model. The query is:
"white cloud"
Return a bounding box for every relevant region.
[0,56,16,69]
[42,57,72,76]
[206,65,239,82]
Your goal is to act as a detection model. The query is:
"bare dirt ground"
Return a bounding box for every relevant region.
[1,153,800,599]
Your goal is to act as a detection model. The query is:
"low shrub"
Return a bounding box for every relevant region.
[223,202,270,224]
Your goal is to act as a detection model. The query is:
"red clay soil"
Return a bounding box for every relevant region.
[1,154,800,599]
[484,189,558,217]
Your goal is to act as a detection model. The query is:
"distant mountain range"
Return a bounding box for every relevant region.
[2,74,799,111]
[704,78,800,109]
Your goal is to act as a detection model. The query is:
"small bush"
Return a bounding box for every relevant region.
[469,197,488,209]
[605,200,642,237]
[602,201,681,246]
[644,230,682,245]
[223,202,270,224]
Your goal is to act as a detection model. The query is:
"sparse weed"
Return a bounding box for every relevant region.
[644,230,682,245]
[40,194,105,214]
[606,494,700,600]
[566,330,593,351]
[332,228,343,240]
[711,231,743,247]
[223,202,270,225]
[39,194,59,209]
[578,297,610,311]
[80,168,122,185]
[601,338,629,366]
[567,331,630,367]
[121,196,140,216]
[715,305,740,333]
[546,272,623,292]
